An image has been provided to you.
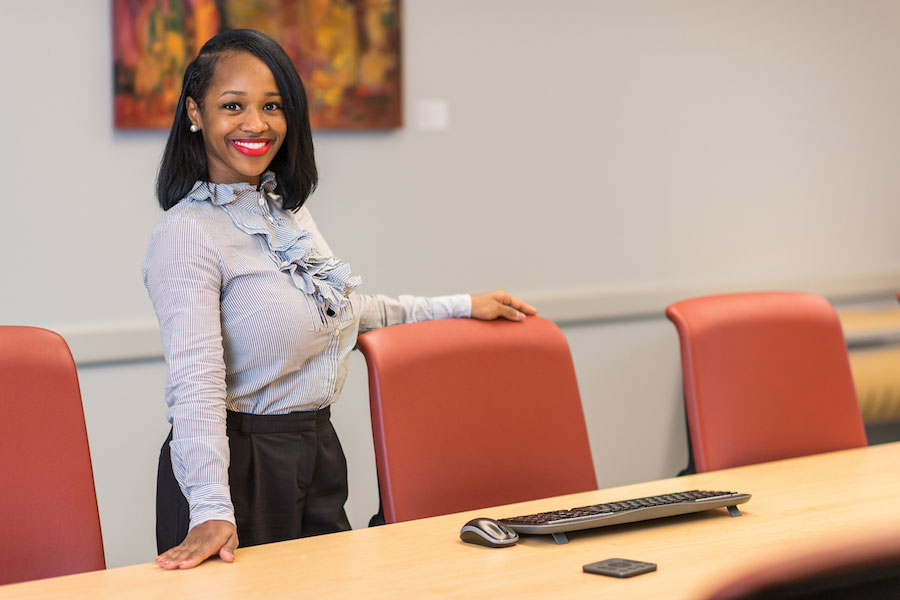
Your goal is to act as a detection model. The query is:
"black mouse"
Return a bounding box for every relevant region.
[459,518,519,548]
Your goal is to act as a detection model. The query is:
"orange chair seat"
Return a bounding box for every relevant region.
[357,316,597,523]
[0,326,105,585]
[666,292,866,473]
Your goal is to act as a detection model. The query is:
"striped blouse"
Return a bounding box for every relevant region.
[142,175,470,530]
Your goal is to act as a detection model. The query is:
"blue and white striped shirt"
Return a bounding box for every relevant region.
[142,177,470,529]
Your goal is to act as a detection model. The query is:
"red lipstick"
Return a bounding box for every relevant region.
[230,139,272,156]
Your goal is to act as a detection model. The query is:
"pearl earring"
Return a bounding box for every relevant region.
[190,124,199,133]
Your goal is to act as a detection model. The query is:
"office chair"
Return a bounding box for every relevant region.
[0,326,105,585]
[665,292,867,473]
[701,530,900,599]
[357,316,597,523]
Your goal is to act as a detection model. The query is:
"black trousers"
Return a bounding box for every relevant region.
[156,407,351,554]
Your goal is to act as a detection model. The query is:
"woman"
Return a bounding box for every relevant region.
[143,29,536,570]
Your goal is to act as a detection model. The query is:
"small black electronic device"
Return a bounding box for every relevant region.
[583,558,657,578]
[459,518,519,548]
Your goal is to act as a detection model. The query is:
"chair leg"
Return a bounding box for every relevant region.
[677,397,696,476]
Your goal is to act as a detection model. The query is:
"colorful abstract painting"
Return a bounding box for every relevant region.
[113,0,402,129]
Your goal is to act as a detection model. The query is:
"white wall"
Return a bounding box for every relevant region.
[3,0,900,568]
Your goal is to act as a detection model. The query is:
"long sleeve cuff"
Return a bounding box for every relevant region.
[185,483,236,530]
[355,292,472,333]
[423,293,472,319]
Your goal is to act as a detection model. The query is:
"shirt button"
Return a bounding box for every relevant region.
[258,196,265,206]
[267,216,275,223]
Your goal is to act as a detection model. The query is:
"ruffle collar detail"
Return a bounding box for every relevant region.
[187,172,361,316]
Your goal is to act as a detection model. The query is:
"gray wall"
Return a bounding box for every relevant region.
[3,0,900,568]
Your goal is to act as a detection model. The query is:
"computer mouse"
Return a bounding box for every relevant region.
[459,518,519,548]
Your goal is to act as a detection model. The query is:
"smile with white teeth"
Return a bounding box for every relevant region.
[232,140,269,149]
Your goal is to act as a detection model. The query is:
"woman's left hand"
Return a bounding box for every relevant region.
[470,290,538,322]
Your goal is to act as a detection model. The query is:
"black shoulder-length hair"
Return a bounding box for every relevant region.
[156,29,317,211]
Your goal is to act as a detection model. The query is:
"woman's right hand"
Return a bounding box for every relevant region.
[155,520,238,570]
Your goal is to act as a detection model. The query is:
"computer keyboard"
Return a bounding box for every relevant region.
[499,490,751,544]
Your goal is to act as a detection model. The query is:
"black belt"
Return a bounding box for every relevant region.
[226,407,331,434]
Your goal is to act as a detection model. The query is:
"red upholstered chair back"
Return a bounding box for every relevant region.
[665,292,867,473]
[357,316,597,523]
[0,326,105,584]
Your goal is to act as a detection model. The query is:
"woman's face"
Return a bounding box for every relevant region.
[186,52,287,186]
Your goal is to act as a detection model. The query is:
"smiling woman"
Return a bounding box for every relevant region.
[143,29,535,572]
[185,52,286,185]
[155,29,317,212]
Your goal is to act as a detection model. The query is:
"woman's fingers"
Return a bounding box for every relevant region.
[155,520,238,570]
[471,290,537,321]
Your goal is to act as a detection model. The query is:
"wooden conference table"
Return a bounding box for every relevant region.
[3,442,899,599]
